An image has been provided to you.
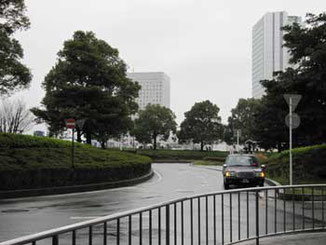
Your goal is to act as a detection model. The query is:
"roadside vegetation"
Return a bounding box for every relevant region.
[132,149,228,161]
[192,160,225,166]
[0,133,152,190]
[262,144,326,185]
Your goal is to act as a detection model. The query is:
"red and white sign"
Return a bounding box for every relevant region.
[65,118,75,129]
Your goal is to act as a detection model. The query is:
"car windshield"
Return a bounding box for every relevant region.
[227,156,259,167]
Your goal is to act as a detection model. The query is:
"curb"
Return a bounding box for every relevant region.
[0,170,154,200]
[265,178,281,186]
[153,160,192,163]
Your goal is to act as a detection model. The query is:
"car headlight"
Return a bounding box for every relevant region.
[225,171,236,177]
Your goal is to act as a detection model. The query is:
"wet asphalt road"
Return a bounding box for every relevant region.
[0,163,224,242]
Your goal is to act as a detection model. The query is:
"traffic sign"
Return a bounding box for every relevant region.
[285,113,301,129]
[233,129,241,137]
[76,119,86,129]
[283,94,302,186]
[283,94,302,112]
[65,118,75,129]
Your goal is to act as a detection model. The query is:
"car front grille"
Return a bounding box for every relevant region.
[238,172,255,178]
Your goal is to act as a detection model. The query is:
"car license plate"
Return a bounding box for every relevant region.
[242,179,249,183]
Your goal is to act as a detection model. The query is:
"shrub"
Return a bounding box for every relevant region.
[202,156,226,162]
[0,133,152,190]
[265,144,326,184]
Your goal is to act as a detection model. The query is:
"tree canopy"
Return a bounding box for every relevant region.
[0,0,31,95]
[226,98,260,145]
[0,0,30,35]
[178,100,222,151]
[132,104,177,150]
[32,31,140,144]
[0,98,34,133]
[239,13,326,151]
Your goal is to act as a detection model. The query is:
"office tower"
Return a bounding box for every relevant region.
[252,12,301,98]
[127,72,170,110]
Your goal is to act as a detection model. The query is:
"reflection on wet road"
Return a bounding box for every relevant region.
[0,163,224,242]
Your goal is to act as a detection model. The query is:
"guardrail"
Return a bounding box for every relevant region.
[1,184,326,245]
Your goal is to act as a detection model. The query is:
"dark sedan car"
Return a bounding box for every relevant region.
[222,154,265,189]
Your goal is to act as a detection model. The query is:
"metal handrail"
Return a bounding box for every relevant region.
[1,184,326,245]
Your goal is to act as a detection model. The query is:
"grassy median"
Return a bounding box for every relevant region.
[0,133,152,190]
[263,144,326,185]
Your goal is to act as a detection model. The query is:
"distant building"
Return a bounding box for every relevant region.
[127,72,170,110]
[252,11,301,98]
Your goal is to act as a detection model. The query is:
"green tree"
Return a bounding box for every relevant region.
[32,31,140,144]
[0,0,31,95]
[133,104,177,150]
[253,13,326,150]
[281,13,326,145]
[178,100,222,151]
[227,98,260,144]
[252,79,289,151]
[222,124,234,145]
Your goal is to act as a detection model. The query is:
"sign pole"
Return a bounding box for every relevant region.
[65,118,76,169]
[283,94,301,186]
[72,128,75,168]
[237,130,240,151]
[289,97,292,185]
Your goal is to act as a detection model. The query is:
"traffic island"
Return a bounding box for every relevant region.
[0,133,153,199]
[0,169,154,199]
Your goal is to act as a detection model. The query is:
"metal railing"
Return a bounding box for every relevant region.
[1,184,326,245]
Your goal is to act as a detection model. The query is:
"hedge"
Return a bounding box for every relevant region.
[0,133,152,190]
[264,144,326,184]
[131,149,228,161]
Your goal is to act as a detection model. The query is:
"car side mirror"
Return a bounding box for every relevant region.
[261,164,266,170]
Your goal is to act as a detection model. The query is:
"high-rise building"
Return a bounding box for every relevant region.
[127,72,170,110]
[252,11,301,98]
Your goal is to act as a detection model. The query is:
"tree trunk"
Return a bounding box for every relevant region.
[83,121,92,145]
[277,143,282,153]
[86,130,92,145]
[153,134,157,150]
[101,140,106,149]
[76,128,82,143]
[200,141,204,151]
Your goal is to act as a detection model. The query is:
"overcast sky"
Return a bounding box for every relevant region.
[14,0,326,130]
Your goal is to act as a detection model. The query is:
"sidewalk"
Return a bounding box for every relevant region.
[240,232,326,245]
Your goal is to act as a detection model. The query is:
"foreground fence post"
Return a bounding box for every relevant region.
[166,204,170,245]
[256,191,259,245]
[4,185,326,245]
[52,235,58,245]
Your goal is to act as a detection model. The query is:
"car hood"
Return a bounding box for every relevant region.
[226,166,261,172]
